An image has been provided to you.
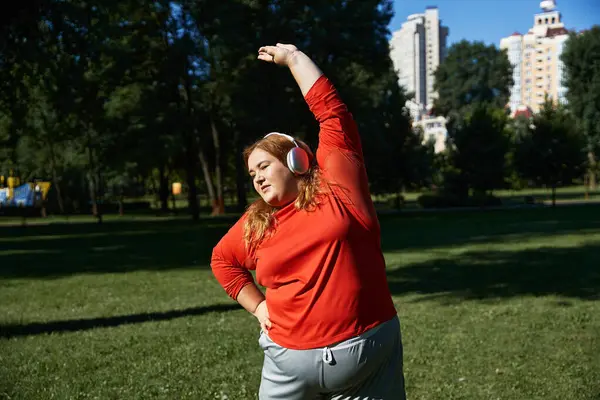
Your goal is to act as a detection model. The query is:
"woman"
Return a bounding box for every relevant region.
[211,43,406,399]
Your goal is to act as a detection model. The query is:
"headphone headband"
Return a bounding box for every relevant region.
[263,132,300,147]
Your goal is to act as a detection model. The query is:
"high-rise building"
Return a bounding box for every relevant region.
[389,7,449,153]
[389,6,449,110]
[390,14,427,107]
[500,0,569,114]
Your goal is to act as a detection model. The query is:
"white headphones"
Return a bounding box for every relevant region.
[264,132,310,175]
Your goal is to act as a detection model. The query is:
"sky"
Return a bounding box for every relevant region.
[389,0,600,46]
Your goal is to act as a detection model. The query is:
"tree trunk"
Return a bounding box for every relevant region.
[588,151,597,190]
[158,163,169,212]
[46,141,64,214]
[181,65,199,221]
[85,133,102,224]
[198,147,217,209]
[87,170,101,222]
[182,127,199,221]
[234,130,247,212]
[184,151,198,221]
[210,117,225,215]
[551,185,556,207]
[40,116,65,215]
[118,195,124,216]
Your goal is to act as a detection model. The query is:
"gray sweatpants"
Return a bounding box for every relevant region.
[258,316,406,399]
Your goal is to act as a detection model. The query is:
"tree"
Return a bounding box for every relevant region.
[0,0,433,219]
[512,99,586,206]
[444,104,510,198]
[362,71,424,197]
[561,26,600,189]
[433,41,513,199]
[433,40,513,117]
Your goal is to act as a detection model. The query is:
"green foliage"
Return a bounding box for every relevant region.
[0,0,433,217]
[444,104,511,197]
[432,41,514,198]
[561,26,600,154]
[433,40,513,117]
[511,99,586,192]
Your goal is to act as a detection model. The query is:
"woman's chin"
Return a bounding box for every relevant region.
[265,198,282,207]
[262,194,278,206]
[264,195,292,208]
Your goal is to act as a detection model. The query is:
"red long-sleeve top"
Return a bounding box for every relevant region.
[210,75,397,350]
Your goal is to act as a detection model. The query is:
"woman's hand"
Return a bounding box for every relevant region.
[258,43,299,67]
[253,300,272,332]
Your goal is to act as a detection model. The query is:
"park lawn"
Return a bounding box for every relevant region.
[1,206,599,399]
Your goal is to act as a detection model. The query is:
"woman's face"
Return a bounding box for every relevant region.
[248,148,300,207]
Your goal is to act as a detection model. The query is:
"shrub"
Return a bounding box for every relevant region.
[386,194,405,209]
[417,193,502,208]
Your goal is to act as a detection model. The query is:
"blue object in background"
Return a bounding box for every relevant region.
[11,184,34,207]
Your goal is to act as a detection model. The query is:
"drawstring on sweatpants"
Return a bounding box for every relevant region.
[322,347,334,365]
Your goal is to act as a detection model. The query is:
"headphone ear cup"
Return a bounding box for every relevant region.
[287,147,310,175]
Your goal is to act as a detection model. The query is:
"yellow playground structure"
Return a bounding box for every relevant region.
[0,174,51,208]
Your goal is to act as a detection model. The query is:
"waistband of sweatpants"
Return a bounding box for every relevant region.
[326,315,399,349]
[261,315,399,350]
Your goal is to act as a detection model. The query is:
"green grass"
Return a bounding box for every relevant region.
[1,206,600,399]
[372,185,600,211]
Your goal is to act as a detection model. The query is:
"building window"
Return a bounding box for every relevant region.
[538,18,542,24]
[545,18,549,24]
[552,17,556,23]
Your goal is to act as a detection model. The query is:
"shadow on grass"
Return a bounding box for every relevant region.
[379,205,600,253]
[386,243,600,302]
[0,218,237,279]
[0,303,241,339]
[2,205,600,285]
[500,190,600,202]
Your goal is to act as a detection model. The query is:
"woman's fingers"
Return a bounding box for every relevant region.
[258,46,278,63]
[258,45,277,55]
[260,319,272,332]
[257,53,274,62]
[258,44,299,66]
